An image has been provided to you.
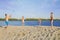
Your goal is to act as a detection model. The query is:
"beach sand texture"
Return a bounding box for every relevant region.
[0,26,60,40]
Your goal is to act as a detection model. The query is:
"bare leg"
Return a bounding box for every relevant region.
[51,20,53,30]
[51,20,53,27]
[22,22,24,26]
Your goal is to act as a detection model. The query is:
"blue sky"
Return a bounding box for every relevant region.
[0,0,60,19]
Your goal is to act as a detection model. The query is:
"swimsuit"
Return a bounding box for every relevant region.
[5,20,8,26]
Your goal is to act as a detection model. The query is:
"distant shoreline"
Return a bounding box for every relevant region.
[0,18,60,21]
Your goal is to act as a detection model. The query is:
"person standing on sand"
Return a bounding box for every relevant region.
[50,12,54,27]
[22,16,24,26]
[38,18,41,26]
[5,14,11,27]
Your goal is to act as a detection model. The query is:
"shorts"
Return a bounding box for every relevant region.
[5,21,8,26]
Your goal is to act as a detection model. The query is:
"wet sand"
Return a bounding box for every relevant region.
[0,26,60,40]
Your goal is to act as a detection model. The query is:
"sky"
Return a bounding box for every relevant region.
[0,0,60,19]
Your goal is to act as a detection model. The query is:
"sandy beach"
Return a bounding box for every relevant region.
[0,26,60,40]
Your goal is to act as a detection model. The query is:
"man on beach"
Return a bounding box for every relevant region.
[50,12,53,27]
[5,14,11,27]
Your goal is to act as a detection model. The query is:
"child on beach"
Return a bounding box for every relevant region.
[22,16,24,26]
[38,18,41,26]
[50,12,53,27]
[5,14,11,27]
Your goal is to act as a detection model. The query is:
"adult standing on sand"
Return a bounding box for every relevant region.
[5,14,11,27]
[22,16,24,26]
[50,12,54,27]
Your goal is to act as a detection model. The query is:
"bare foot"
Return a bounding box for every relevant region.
[4,27,7,28]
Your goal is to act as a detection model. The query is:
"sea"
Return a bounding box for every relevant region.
[0,20,60,27]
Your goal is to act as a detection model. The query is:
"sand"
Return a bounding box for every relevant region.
[0,26,60,40]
